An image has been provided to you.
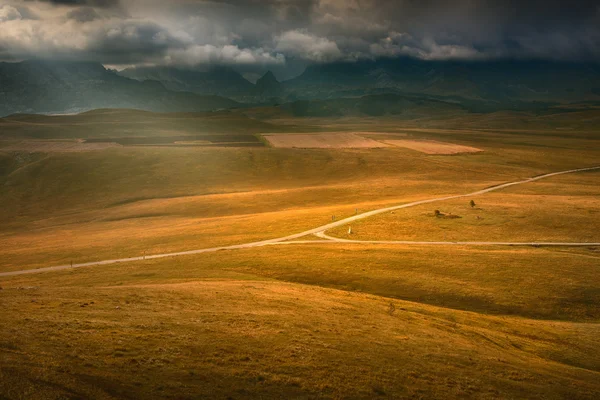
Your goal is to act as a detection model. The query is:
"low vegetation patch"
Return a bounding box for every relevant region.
[0,140,121,153]
[86,134,265,147]
[434,209,462,219]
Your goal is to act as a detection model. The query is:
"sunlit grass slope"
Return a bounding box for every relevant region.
[5,243,600,322]
[1,118,600,270]
[1,271,599,399]
[1,111,599,399]
[327,172,600,243]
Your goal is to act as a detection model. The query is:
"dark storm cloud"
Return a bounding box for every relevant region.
[322,0,600,61]
[32,0,119,7]
[1,0,599,69]
[86,21,186,63]
[66,7,103,21]
[0,2,185,64]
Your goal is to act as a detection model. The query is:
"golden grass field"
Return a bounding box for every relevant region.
[327,173,600,243]
[2,245,600,398]
[1,110,599,399]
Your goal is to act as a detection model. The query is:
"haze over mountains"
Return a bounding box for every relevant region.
[1,57,600,117]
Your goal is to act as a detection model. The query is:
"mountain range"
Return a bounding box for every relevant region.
[1,58,599,117]
[0,60,239,117]
[118,66,256,99]
[285,58,600,104]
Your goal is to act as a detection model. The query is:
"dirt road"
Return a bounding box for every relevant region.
[312,231,600,246]
[1,165,598,277]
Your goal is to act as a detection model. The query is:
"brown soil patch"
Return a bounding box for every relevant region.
[263,133,391,149]
[383,139,482,154]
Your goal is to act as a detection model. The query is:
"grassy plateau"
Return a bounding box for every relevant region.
[1,108,599,399]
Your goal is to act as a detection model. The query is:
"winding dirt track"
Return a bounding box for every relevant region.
[1,166,599,278]
[311,231,600,246]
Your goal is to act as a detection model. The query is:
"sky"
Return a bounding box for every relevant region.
[1,0,599,80]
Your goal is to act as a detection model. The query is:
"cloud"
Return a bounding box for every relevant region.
[66,7,103,22]
[32,0,120,8]
[0,2,286,67]
[165,44,285,66]
[369,32,484,61]
[0,15,184,64]
[0,5,23,22]
[276,30,342,62]
[1,0,599,71]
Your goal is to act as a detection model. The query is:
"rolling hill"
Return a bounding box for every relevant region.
[278,93,468,118]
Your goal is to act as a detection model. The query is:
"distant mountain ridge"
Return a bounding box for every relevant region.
[118,66,255,98]
[0,60,239,117]
[255,71,283,96]
[2,58,600,116]
[119,66,285,101]
[285,58,600,105]
[119,58,600,111]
